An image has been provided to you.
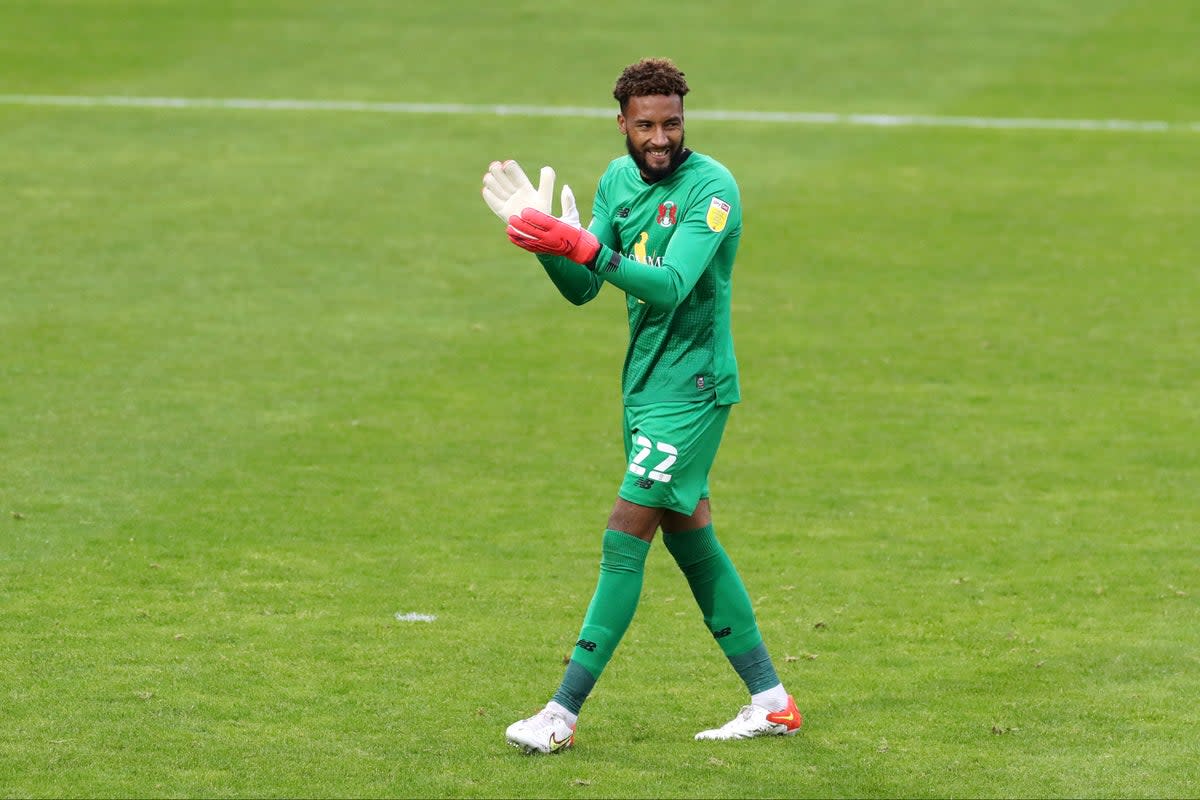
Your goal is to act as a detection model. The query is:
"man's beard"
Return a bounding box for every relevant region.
[626,133,688,182]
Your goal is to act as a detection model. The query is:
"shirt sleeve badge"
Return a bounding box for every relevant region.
[706,197,731,232]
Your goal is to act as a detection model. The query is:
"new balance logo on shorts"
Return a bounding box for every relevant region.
[576,639,597,652]
[635,477,654,489]
[712,627,732,639]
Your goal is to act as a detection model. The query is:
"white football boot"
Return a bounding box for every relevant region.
[695,694,803,741]
[505,707,576,754]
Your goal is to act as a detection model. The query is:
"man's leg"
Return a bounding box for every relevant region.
[662,501,802,740]
[549,500,661,713]
[506,499,661,754]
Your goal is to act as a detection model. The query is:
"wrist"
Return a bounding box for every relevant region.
[582,243,600,270]
[583,240,615,272]
[572,230,602,268]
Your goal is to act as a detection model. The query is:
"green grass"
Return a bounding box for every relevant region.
[2,1,1198,797]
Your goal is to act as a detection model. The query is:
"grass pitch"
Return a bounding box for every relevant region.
[2,2,1198,797]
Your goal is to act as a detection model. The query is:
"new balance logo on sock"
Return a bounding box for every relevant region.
[576,639,597,652]
[712,627,732,639]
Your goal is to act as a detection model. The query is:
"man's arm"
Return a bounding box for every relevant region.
[591,187,736,311]
[509,180,739,311]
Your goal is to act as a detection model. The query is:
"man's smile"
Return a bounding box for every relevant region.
[645,147,671,166]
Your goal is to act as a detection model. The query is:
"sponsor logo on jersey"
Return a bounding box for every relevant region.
[696,375,706,390]
[656,201,677,227]
[629,231,662,266]
[706,197,731,232]
[617,207,631,218]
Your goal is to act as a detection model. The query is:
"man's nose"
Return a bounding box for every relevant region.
[650,126,669,145]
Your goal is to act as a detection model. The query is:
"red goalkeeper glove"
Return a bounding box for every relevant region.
[507,208,601,267]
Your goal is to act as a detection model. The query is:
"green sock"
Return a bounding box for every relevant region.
[663,524,781,694]
[551,529,651,714]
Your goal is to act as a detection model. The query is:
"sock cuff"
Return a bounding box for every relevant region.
[662,523,719,564]
[602,528,651,571]
[728,641,780,694]
[551,659,598,715]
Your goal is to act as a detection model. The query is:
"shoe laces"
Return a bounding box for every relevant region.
[720,705,757,729]
[534,708,570,729]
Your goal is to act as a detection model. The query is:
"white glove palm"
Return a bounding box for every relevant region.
[482,160,555,221]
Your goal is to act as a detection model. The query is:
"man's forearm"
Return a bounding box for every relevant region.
[538,253,603,306]
[590,244,691,310]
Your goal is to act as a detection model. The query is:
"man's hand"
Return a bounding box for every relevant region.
[507,208,601,267]
[482,160,555,222]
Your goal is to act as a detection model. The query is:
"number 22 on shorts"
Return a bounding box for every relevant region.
[628,435,678,483]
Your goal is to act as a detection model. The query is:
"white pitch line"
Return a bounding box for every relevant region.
[1,93,1197,134]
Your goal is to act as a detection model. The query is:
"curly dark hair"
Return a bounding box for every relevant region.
[612,58,690,112]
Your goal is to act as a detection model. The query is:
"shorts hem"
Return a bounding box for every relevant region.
[616,488,700,516]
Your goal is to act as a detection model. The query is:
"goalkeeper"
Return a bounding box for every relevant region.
[482,57,801,754]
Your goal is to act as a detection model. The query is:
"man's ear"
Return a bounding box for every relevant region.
[617,113,627,135]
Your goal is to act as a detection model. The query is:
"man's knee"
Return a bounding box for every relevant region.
[606,498,664,542]
[662,498,712,534]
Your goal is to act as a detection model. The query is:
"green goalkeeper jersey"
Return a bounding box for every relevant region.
[538,151,743,407]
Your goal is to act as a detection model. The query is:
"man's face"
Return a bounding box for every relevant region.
[618,94,686,182]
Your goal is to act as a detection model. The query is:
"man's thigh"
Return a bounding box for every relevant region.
[618,400,730,515]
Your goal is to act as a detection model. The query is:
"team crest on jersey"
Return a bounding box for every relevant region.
[706,197,731,232]
[656,201,677,227]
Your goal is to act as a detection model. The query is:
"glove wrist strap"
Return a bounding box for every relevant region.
[590,245,620,273]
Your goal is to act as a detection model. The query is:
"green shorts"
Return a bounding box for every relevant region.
[618,400,731,515]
